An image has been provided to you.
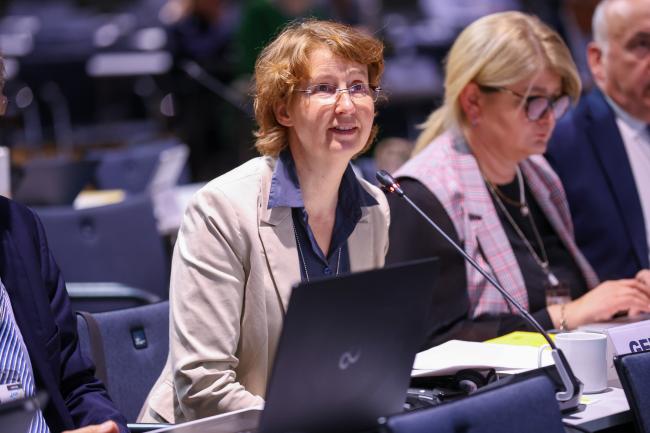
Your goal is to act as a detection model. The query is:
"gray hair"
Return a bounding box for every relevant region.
[592,1,608,47]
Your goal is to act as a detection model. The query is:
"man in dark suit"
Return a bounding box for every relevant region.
[0,66,127,432]
[546,0,650,284]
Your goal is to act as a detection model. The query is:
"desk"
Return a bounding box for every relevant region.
[414,339,635,432]
[562,384,632,432]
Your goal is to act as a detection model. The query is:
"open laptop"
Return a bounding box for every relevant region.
[153,258,438,433]
[0,392,47,433]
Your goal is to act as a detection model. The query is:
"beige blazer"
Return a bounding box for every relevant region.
[139,156,390,423]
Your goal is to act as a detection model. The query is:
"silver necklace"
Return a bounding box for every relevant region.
[293,224,341,282]
[485,168,561,288]
[488,167,530,216]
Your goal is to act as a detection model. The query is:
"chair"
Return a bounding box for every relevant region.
[89,140,189,194]
[66,282,161,314]
[13,156,97,206]
[384,375,565,433]
[35,195,170,306]
[615,350,650,433]
[76,301,170,423]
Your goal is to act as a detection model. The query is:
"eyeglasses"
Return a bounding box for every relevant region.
[0,95,6,116]
[479,85,571,121]
[295,83,381,103]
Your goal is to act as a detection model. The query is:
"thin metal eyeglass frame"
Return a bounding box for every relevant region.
[294,83,382,103]
[478,85,570,121]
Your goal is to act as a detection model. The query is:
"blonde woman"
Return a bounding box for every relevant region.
[139,20,389,422]
[386,11,650,343]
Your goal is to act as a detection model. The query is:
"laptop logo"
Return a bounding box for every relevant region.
[338,349,361,370]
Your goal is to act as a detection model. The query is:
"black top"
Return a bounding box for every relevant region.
[491,177,588,315]
[386,177,589,346]
[268,150,378,281]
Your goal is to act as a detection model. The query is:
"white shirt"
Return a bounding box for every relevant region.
[606,96,650,265]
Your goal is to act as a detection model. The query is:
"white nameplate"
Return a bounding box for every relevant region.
[0,382,25,403]
[606,319,650,355]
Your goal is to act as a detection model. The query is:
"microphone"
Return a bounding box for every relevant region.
[377,169,582,411]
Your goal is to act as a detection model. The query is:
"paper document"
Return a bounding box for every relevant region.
[412,340,554,377]
[485,331,555,347]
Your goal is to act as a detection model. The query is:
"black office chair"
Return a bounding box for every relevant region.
[35,195,170,310]
[89,140,188,194]
[383,375,565,433]
[76,301,170,424]
[615,350,650,433]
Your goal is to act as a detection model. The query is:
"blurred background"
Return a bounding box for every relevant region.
[0,0,600,182]
[0,0,601,310]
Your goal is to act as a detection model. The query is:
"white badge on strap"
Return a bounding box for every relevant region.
[607,319,650,355]
[0,381,25,403]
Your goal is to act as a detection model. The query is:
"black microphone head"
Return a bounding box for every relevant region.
[375,169,394,187]
[376,170,404,196]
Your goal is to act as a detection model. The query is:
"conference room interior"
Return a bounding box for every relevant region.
[1,0,648,433]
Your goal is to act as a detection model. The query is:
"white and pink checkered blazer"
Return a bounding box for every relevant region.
[395,130,599,317]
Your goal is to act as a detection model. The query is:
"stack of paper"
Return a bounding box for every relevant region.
[412,340,555,377]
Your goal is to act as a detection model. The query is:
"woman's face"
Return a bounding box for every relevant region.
[277,47,376,165]
[475,68,564,161]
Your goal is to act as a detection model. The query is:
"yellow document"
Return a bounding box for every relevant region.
[485,331,555,348]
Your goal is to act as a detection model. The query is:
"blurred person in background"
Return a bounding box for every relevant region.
[139,19,389,422]
[166,0,244,181]
[0,59,127,433]
[386,11,650,344]
[374,136,413,174]
[546,0,650,286]
[236,0,325,77]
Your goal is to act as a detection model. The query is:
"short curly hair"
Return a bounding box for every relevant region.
[253,19,384,157]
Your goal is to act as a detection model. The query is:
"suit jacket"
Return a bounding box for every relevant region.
[546,88,649,281]
[395,131,598,317]
[0,196,127,433]
[140,156,390,423]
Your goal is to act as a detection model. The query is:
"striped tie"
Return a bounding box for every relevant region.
[0,280,50,433]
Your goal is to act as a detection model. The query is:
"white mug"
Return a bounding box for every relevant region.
[538,332,608,394]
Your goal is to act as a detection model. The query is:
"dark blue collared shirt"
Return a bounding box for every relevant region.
[268,150,378,281]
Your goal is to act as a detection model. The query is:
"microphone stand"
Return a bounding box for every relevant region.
[376,170,582,411]
[180,60,252,117]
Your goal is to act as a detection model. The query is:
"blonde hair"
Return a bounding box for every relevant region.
[253,19,384,157]
[414,11,581,154]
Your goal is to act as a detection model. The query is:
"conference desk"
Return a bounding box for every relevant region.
[562,382,632,432]
[416,335,637,432]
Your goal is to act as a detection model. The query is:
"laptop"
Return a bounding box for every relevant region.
[0,392,47,433]
[153,258,438,433]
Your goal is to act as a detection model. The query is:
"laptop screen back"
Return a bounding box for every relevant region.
[260,258,437,433]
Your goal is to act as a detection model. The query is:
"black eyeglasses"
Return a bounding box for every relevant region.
[479,85,571,121]
[295,83,381,103]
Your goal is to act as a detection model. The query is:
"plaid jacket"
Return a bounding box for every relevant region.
[395,131,599,317]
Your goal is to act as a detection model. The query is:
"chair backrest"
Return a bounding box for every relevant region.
[89,140,188,194]
[615,350,650,433]
[384,375,565,433]
[35,195,169,301]
[76,301,170,423]
[66,282,162,313]
[13,157,97,206]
